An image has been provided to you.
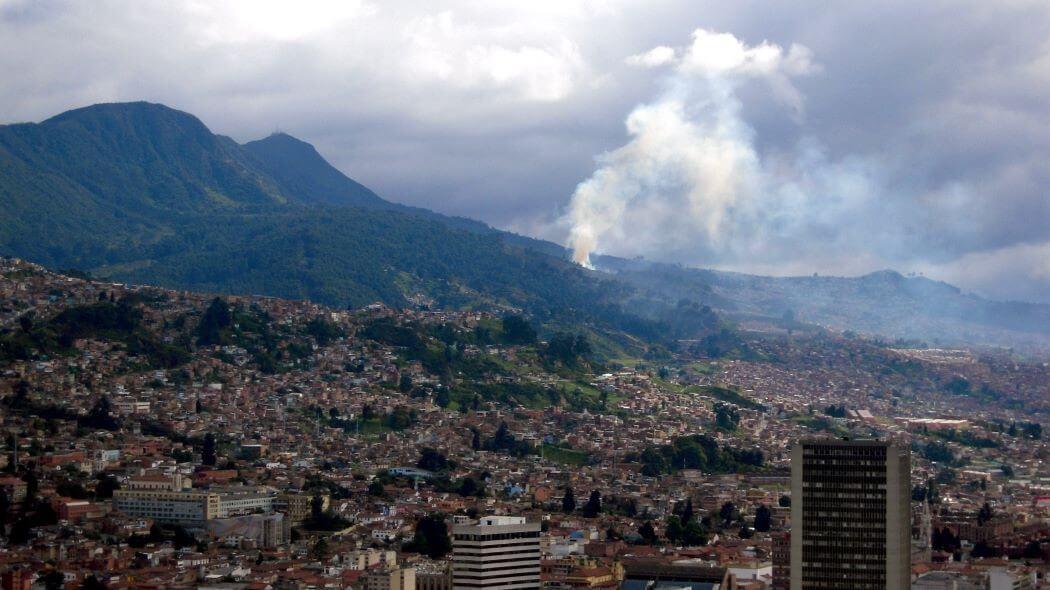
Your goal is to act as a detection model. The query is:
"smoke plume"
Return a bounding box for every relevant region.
[566,29,846,269]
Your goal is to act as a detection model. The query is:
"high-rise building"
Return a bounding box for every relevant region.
[790,439,910,590]
[452,516,541,590]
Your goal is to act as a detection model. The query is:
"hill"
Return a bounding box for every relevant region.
[1,101,1047,352]
[599,257,1050,351]
[0,102,716,347]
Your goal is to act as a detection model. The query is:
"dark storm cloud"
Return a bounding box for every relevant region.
[0,0,1047,301]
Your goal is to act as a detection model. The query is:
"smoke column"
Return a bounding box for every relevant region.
[566,29,825,268]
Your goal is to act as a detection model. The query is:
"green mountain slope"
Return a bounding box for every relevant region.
[0,102,717,344]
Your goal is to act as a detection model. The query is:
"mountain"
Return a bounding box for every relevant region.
[1,101,1047,352]
[598,257,1050,350]
[0,102,715,346]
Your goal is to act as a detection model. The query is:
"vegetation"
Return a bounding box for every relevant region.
[403,514,452,559]
[690,385,765,411]
[0,299,189,368]
[627,434,764,476]
[0,102,722,348]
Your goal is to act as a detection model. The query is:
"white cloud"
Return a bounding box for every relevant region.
[625,46,676,68]
[403,11,586,102]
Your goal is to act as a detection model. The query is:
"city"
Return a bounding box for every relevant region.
[0,258,1045,589]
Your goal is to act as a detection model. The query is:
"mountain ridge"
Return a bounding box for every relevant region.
[1,101,1047,351]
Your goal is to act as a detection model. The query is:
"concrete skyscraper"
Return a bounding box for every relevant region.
[452,516,541,590]
[790,439,911,589]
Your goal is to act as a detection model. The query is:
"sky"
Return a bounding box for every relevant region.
[1,0,1048,303]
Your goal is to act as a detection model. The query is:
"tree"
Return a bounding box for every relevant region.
[458,477,484,497]
[971,541,995,559]
[84,396,119,430]
[407,514,453,559]
[562,486,576,514]
[311,493,325,520]
[361,403,376,421]
[196,297,232,345]
[470,427,481,451]
[638,522,658,544]
[719,502,737,526]
[368,481,385,497]
[582,490,602,518]
[398,374,413,393]
[417,448,450,472]
[681,498,694,523]
[714,403,739,431]
[501,315,537,344]
[665,515,684,543]
[494,422,511,448]
[311,538,330,559]
[202,433,217,466]
[753,505,772,532]
[41,570,65,590]
[682,519,707,546]
[977,502,993,525]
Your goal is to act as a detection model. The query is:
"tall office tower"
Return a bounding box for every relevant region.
[790,439,911,590]
[452,516,541,590]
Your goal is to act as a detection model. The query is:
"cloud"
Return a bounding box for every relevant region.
[0,1,1048,302]
[625,46,676,68]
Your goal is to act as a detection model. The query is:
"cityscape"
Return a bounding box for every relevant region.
[0,258,1045,589]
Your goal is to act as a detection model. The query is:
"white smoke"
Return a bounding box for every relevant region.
[567,29,842,268]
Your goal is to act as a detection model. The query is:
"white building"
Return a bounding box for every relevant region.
[452,516,540,590]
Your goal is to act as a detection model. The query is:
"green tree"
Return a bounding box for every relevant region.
[417,448,450,472]
[398,374,413,393]
[719,502,737,526]
[407,514,453,559]
[754,505,772,532]
[562,486,576,513]
[202,433,217,466]
[311,538,330,559]
[665,515,684,543]
[582,490,602,518]
[638,521,658,544]
[196,297,232,346]
[501,315,537,344]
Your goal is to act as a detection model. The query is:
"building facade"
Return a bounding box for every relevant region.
[452,516,541,590]
[790,439,910,590]
[363,567,416,590]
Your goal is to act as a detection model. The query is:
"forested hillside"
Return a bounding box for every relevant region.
[0,102,719,346]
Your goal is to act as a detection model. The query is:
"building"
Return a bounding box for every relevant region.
[113,474,219,527]
[452,516,541,590]
[212,485,276,518]
[275,491,329,525]
[363,567,416,590]
[771,532,790,590]
[988,567,1034,590]
[619,560,736,590]
[416,563,452,590]
[1,566,32,590]
[790,439,910,590]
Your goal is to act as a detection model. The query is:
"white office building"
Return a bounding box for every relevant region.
[452,516,541,590]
